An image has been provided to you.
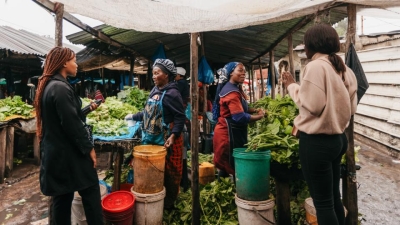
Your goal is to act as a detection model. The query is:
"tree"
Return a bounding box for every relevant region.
[334,18,348,37]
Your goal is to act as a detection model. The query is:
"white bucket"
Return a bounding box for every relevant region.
[235,194,275,225]
[71,184,108,225]
[131,186,166,225]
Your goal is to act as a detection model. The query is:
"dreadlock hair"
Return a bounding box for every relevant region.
[34,47,75,140]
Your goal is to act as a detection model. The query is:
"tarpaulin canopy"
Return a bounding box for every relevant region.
[56,0,400,34]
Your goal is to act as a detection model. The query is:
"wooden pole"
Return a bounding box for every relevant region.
[288,34,295,82]
[4,126,14,177]
[0,128,6,184]
[258,58,264,98]
[49,3,64,223]
[248,66,252,103]
[101,67,106,93]
[251,66,256,101]
[190,32,200,225]
[269,50,276,99]
[129,55,135,86]
[54,2,63,47]
[343,4,358,225]
[275,178,292,225]
[201,33,208,134]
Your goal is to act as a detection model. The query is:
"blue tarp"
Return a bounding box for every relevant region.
[93,122,141,141]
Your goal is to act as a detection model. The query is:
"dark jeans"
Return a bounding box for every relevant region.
[299,132,347,225]
[52,184,103,225]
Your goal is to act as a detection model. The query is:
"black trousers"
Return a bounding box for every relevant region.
[52,184,103,225]
[299,132,347,225]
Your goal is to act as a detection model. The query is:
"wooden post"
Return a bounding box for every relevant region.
[275,178,292,225]
[269,50,276,99]
[101,67,106,92]
[54,2,63,47]
[251,66,256,101]
[190,32,200,225]
[129,55,135,86]
[49,3,64,223]
[258,58,264,98]
[5,126,14,177]
[248,66,252,103]
[112,148,123,192]
[0,128,6,184]
[343,4,358,225]
[201,33,208,135]
[288,34,295,82]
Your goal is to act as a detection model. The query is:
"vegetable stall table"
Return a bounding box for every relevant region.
[94,138,140,191]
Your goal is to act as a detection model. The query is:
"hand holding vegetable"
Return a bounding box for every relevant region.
[124,114,134,120]
[282,71,295,89]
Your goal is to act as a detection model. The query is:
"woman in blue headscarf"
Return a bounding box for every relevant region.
[212,62,266,177]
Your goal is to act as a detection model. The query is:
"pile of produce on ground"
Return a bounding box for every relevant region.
[247,95,300,168]
[186,151,213,168]
[163,177,237,225]
[0,96,35,121]
[81,87,148,137]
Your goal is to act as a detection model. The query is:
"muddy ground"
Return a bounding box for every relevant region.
[0,141,399,225]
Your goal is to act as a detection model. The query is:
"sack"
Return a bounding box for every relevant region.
[198,56,214,84]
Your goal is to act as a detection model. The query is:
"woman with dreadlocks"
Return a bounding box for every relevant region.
[212,62,266,178]
[34,47,103,225]
[125,58,185,209]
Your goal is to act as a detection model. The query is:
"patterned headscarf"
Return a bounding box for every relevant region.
[212,62,240,121]
[153,58,177,79]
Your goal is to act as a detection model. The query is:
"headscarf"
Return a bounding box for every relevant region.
[153,58,177,80]
[212,62,240,121]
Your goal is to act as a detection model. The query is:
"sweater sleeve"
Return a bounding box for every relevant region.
[287,81,326,117]
[131,112,144,121]
[53,83,93,155]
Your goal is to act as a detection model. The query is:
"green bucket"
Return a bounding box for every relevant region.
[233,148,271,201]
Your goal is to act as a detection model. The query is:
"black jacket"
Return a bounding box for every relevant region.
[176,79,189,106]
[39,74,97,196]
[132,82,185,136]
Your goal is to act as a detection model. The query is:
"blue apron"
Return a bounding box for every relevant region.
[141,90,168,145]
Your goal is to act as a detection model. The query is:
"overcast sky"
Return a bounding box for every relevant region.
[1,0,400,47]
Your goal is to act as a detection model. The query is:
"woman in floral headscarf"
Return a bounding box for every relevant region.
[212,62,266,178]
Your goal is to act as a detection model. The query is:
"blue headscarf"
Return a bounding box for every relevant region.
[212,62,240,121]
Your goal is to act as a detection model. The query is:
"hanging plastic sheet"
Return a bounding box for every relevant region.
[151,44,167,61]
[198,56,214,84]
[345,43,369,103]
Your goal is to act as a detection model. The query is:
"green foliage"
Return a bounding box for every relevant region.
[0,96,34,121]
[117,86,149,110]
[247,95,300,168]
[186,151,214,167]
[163,178,238,225]
[333,18,348,37]
[82,96,140,136]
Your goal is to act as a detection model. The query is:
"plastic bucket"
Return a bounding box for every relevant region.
[235,194,275,225]
[71,184,107,225]
[304,197,348,225]
[133,145,167,194]
[233,148,271,201]
[102,191,136,225]
[131,186,166,225]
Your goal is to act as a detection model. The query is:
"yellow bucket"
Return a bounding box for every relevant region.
[133,145,167,194]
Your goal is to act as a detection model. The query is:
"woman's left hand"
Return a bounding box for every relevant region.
[282,72,296,89]
[165,134,176,148]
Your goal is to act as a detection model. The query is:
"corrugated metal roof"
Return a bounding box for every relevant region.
[0,26,81,56]
[67,7,347,67]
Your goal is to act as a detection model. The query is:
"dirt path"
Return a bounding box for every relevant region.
[355,141,400,225]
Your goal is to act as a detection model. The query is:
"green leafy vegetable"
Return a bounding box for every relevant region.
[247,94,300,168]
[163,178,238,225]
[117,86,149,111]
[0,96,34,120]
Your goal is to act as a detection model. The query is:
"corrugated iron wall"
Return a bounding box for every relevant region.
[354,45,400,156]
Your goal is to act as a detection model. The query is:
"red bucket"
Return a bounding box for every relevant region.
[102,191,136,225]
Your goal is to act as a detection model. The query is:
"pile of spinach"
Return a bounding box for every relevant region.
[117,87,149,110]
[0,96,34,121]
[186,151,214,168]
[247,95,300,168]
[82,96,139,136]
[163,178,238,225]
